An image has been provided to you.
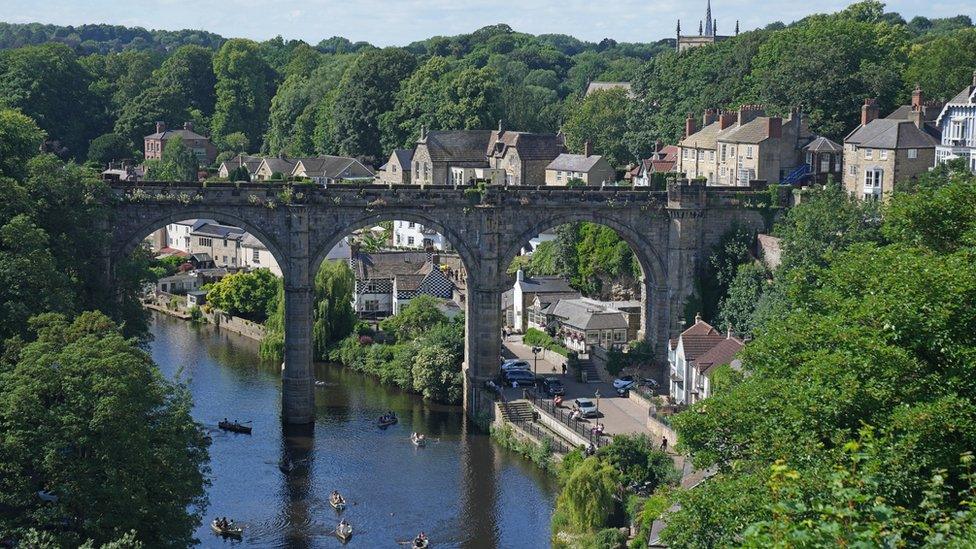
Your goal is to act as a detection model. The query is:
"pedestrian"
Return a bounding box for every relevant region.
[561,363,567,376]
[660,436,668,452]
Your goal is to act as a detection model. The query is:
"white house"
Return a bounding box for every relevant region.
[239,233,282,276]
[511,269,578,332]
[392,220,451,251]
[935,71,976,172]
[351,250,457,318]
[668,314,743,405]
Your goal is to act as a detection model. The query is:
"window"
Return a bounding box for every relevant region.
[864,168,883,200]
[557,170,563,180]
[708,151,714,162]
[864,148,873,159]
[879,150,888,160]
[222,256,228,264]
[720,144,727,161]
[252,249,260,263]
[408,222,414,228]
[908,148,918,159]
[849,164,857,176]
[198,237,212,247]
[364,300,379,312]
[407,236,414,246]
[746,146,753,159]
[682,148,689,159]
[949,120,966,142]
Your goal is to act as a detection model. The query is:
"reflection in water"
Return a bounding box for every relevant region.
[148,313,556,548]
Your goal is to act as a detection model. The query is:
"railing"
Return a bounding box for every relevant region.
[512,419,572,456]
[523,389,610,448]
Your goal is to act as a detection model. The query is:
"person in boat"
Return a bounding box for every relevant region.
[414,531,428,546]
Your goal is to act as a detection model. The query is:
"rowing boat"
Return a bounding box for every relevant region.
[412,538,430,548]
[336,522,353,541]
[218,420,252,434]
[211,520,243,538]
[378,416,398,428]
[411,434,427,447]
[330,497,346,511]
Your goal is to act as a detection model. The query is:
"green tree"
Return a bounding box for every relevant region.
[221,131,250,154]
[598,434,678,489]
[211,39,273,147]
[0,43,100,157]
[87,133,132,166]
[205,268,279,321]
[331,48,417,161]
[562,88,631,169]
[144,136,199,181]
[154,45,216,116]
[411,343,463,403]
[312,260,357,359]
[0,312,209,547]
[553,457,620,533]
[0,109,45,179]
[380,295,448,340]
[113,84,189,148]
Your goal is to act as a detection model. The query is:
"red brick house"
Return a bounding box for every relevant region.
[144,122,218,166]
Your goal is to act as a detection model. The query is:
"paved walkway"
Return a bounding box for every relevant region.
[501,336,651,437]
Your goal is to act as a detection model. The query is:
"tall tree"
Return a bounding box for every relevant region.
[0,109,45,179]
[211,39,273,148]
[562,87,632,169]
[144,136,198,182]
[0,312,209,547]
[312,260,356,360]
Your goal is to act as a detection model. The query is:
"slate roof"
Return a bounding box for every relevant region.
[392,149,414,169]
[677,317,725,362]
[294,156,373,178]
[546,153,605,173]
[419,130,493,163]
[353,251,429,280]
[259,157,298,175]
[144,128,210,141]
[394,274,425,291]
[517,275,577,295]
[886,104,942,123]
[695,336,744,375]
[804,136,843,153]
[845,119,939,149]
[947,84,976,105]
[191,223,246,240]
[679,121,724,150]
[220,155,263,175]
[487,130,565,161]
[241,233,267,250]
[548,297,630,331]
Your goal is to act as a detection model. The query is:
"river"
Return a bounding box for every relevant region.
[147,312,557,548]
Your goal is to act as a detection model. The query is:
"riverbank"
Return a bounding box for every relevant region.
[144,295,266,341]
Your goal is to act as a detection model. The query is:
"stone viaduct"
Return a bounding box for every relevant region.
[106,180,777,424]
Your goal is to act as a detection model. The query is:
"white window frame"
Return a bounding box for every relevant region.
[908,148,918,159]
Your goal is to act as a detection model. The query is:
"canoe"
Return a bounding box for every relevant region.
[411,435,427,447]
[336,523,353,541]
[378,417,398,428]
[218,421,252,434]
[211,520,243,538]
[330,498,346,511]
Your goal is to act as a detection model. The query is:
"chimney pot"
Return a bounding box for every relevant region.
[861,99,880,126]
[584,140,593,157]
[719,111,737,130]
[703,108,719,127]
[155,121,166,134]
[912,85,923,109]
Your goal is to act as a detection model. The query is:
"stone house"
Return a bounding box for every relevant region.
[534,297,641,353]
[239,233,282,277]
[144,122,217,166]
[585,81,634,98]
[189,222,246,268]
[485,127,565,186]
[254,157,298,181]
[934,71,976,172]
[544,142,616,186]
[629,142,680,186]
[511,269,579,332]
[803,137,844,185]
[156,273,203,295]
[714,108,817,186]
[411,128,493,186]
[668,314,743,405]
[218,155,263,180]
[677,109,726,182]
[844,92,942,201]
[377,149,413,185]
[291,156,373,185]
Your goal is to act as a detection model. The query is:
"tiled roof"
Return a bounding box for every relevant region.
[220,155,263,174]
[678,317,725,362]
[487,131,565,161]
[354,251,429,280]
[947,85,976,105]
[294,156,373,178]
[394,274,425,291]
[259,157,298,174]
[517,275,577,295]
[420,130,493,163]
[845,119,939,149]
[695,337,744,375]
[886,103,942,123]
[191,223,246,239]
[393,149,414,169]
[241,233,267,250]
[546,153,604,173]
[549,297,630,331]
[803,136,842,153]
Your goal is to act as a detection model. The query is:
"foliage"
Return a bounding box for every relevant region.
[552,457,620,533]
[598,434,679,489]
[490,423,555,472]
[0,312,209,547]
[524,327,568,357]
[903,28,976,102]
[562,88,631,169]
[144,136,198,181]
[0,109,45,179]
[379,294,447,341]
[211,39,273,147]
[205,268,279,322]
[311,260,357,359]
[87,133,132,166]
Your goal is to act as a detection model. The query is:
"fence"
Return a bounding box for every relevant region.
[523,389,610,447]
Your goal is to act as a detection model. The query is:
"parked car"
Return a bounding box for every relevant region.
[574,398,599,418]
[502,369,537,387]
[612,375,637,390]
[501,359,531,372]
[539,377,565,396]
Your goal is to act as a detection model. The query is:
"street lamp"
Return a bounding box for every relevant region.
[594,389,601,413]
[531,346,542,376]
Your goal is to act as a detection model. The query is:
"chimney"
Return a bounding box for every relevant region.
[719,111,737,130]
[516,268,525,282]
[766,116,782,139]
[911,85,923,110]
[583,140,593,157]
[419,125,426,140]
[155,121,166,134]
[861,99,879,126]
[738,104,765,125]
[654,139,663,152]
[703,108,718,127]
[911,105,924,129]
[685,113,696,138]
[183,121,193,131]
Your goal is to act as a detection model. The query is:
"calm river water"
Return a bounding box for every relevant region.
[147,312,557,548]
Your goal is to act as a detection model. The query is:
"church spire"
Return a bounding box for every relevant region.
[704,0,714,36]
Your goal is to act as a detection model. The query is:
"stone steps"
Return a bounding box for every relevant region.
[499,400,535,423]
[577,359,601,383]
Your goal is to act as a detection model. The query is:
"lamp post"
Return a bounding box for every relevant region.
[595,389,601,413]
[531,346,541,377]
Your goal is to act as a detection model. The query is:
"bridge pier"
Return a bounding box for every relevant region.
[282,206,315,425]
[464,284,503,423]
